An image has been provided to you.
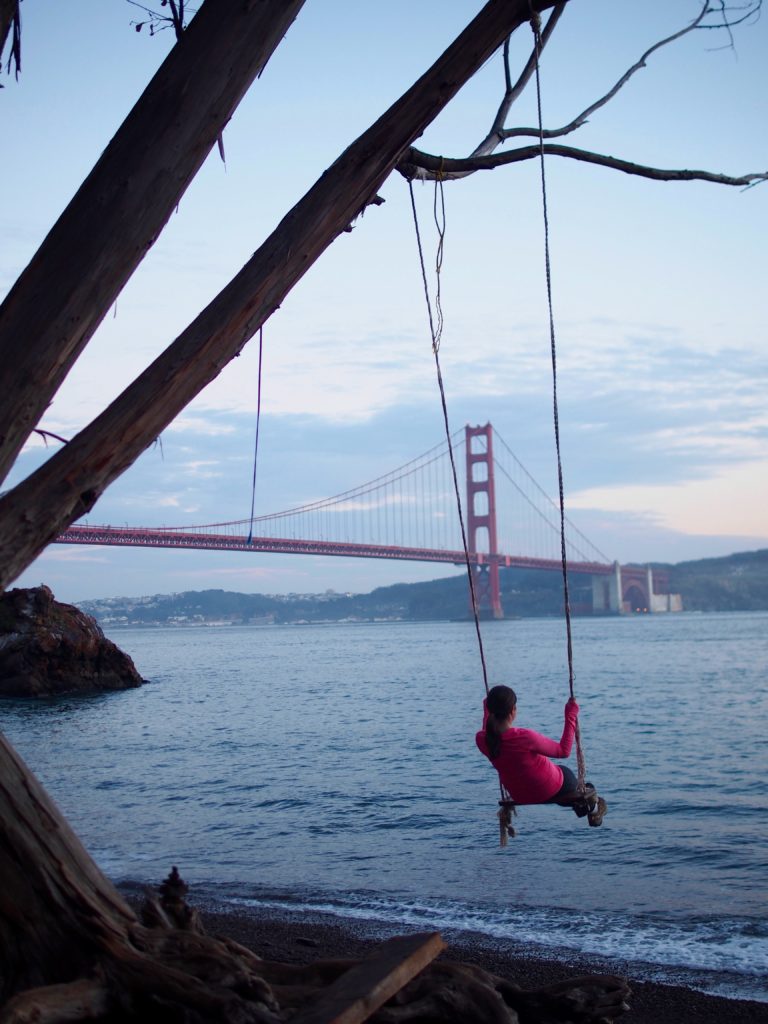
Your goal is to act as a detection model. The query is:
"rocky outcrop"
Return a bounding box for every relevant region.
[0,585,144,698]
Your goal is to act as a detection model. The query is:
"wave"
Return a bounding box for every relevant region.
[195,883,768,1003]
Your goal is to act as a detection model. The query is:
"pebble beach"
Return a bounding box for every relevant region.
[179,897,768,1024]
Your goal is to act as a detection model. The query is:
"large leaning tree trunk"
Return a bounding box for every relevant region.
[0,0,307,486]
[0,734,138,1001]
[0,0,560,591]
[0,2,561,1018]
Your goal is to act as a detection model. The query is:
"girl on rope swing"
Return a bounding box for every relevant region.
[476,685,607,827]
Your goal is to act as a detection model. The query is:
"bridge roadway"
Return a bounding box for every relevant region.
[55,525,614,577]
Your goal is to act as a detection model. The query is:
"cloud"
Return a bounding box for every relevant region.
[34,548,110,565]
[165,416,237,437]
[569,457,768,540]
[180,316,764,479]
[176,460,224,480]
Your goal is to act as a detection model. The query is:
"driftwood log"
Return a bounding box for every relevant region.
[143,871,632,1024]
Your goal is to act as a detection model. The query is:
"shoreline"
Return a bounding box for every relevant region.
[122,886,768,1023]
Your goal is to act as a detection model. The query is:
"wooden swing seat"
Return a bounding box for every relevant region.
[499,782,596,814]
[498,783,604,840]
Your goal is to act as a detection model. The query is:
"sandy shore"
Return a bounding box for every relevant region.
[145,891,767,1024]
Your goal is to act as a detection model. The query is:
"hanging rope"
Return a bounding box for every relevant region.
[409,176,518,843]
[407,177,490,696]
[246,326,264,545]
[530,10,586,791]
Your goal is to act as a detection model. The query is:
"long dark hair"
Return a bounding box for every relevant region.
[485,685,517,759]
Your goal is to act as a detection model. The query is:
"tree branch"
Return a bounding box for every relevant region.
[497,0,714,143]
[0,0,20,80]
[401,143,768,186]
[404,3,566,182]
[399,0,763,180]
[127,0,195,39]
[483,3,566,150]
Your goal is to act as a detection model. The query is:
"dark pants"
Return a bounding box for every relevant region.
[546,765,582,803]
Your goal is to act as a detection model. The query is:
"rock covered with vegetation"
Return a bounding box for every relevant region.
[0,585,144,698]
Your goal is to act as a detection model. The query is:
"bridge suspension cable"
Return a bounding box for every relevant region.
[492,429,611,565]
[146,430,467,553]
[60,424,614,577]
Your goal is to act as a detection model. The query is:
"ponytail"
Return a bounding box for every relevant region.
[486,715,504,759]
[485,685,517,759]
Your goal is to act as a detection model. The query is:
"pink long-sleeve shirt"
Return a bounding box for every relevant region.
[476,700,578,804]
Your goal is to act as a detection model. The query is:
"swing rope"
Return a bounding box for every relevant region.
[246,326,264,545]
[408,177,516,842]
[407,12,589,829]
[407,177,490,698]
[530,10,586,791]
[409,9,589,831]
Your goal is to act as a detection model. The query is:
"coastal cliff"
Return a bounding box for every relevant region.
[0,585,144,698]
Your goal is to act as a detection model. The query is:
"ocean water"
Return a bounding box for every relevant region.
[2,612,767,1002]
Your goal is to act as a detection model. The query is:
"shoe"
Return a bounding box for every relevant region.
[588,796,607,827]
[561,783,596,817]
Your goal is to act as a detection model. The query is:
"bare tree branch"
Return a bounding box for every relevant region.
[399,0,763,183]
[127,0,196,39]
[0,0,20,80]
[401,143,768,187]
[483,3,566,152]
[402,3,566,186]
[498,1,713,143]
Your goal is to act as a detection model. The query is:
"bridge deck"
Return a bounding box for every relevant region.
[55,525,614,576]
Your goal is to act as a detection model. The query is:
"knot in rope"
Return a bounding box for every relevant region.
[527,0,542,35]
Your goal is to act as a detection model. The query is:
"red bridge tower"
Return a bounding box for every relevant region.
[465,423,503,619]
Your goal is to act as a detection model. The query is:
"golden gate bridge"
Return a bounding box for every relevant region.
[55,424,677,616]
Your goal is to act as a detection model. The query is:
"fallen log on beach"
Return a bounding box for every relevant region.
[136,868,630,1024]
[239,954,632,1024]
[0,859,631,1023]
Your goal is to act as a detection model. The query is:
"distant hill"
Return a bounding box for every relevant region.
[77,548,768,625]
[661,548,768,612]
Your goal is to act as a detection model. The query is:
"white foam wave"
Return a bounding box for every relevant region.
[225,888,768,1002]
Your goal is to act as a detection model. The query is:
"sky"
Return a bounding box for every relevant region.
[2,0,766,602]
